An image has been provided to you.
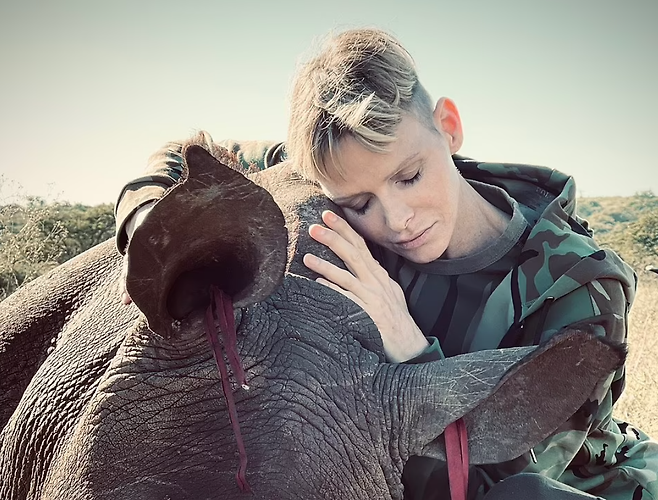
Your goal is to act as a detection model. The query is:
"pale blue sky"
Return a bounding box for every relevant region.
[1,0,656,205]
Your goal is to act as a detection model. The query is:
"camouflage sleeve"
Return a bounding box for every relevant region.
[114,140,185,253]
[114,135,285,253]
[219,139,286,172]
[545,279,658,498]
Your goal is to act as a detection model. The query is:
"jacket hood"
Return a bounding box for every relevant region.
[454,156,581,226]
[453,157,637,350]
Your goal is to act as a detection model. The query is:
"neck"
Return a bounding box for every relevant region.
[444,181,511,259]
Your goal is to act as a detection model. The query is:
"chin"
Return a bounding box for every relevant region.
[405,254,438,264]
[399,246,445,264]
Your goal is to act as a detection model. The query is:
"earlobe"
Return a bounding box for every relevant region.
[433,97,464,154]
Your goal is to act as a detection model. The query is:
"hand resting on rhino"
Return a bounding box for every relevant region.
[0,137,626,500]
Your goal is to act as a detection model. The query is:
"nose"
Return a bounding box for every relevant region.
[381,197,413,233]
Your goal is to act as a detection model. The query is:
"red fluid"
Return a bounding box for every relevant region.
[205,286,251,493]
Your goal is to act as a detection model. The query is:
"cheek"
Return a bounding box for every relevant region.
[343,213,381,241]
[431,173,459,212]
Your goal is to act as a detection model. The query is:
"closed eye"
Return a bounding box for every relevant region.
[349,170,421,216]
[352,199,371,216]
[401,170,422,186]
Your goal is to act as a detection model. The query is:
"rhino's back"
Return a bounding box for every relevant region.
[0,239,144,499]
[0,239,128,425]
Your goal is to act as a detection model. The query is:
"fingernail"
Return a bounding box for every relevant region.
[324,210,337,223]
[309,224,326,237]
[304,254,318,266]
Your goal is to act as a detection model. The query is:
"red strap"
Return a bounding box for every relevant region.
[445,419,469,500]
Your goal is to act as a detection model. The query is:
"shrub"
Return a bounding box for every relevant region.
[0,178,115,301]
[628,211,658,258]
[0,199,68,300]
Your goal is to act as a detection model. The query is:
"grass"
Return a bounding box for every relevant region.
[613,271,658,438]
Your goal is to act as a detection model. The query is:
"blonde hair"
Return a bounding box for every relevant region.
[287,28,435,180]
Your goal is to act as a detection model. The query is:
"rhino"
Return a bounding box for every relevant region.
[0,139,626,499]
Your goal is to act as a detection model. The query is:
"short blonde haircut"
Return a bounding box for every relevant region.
[287,28,435,180]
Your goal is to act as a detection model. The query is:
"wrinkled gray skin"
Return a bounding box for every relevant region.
[0,144,625,500]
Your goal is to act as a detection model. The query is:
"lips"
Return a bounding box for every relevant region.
[394,225,431,250]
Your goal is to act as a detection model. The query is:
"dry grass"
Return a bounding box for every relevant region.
[613,271,658,438]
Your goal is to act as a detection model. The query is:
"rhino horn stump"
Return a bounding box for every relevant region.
[126,144,288,338]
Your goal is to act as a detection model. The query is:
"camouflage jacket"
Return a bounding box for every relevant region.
[449,159,657,499]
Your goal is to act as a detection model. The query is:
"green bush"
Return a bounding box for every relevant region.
[0,199,69,300]
[579,191,658,271]
[0,188,115,301]
[49,203,116,262]
[628,211,658,257]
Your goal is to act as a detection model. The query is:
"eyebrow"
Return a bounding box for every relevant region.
[331,152,421,205]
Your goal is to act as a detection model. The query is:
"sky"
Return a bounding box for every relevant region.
[1,0,656,205]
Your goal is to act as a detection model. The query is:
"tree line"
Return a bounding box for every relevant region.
[0,199,115,300]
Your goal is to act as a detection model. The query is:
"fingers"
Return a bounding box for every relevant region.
[304,212,430,362]
[320,210,367,250]
[314,277,365,309]
[303,253,364,298]
[308,211,377,280]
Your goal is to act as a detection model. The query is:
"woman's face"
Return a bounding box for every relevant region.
[319,113,464,264]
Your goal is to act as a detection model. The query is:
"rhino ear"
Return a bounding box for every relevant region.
[463,327,626,464]
[400,327,625,464]
[126,144,288,338]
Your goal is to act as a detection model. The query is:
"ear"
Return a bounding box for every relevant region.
[398,327,626,465]
[127,144,288,338]
[432,97,464,154]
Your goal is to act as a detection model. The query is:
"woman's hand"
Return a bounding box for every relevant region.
[303,210,429,363]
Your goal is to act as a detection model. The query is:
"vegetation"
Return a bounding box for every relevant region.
[0,192,114,301]
[578,190,658,270]
[1,187,657,301]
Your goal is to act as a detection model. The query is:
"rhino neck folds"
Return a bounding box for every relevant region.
[204,285,251,493]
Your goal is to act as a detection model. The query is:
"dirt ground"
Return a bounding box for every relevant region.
[613,272,658,438]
